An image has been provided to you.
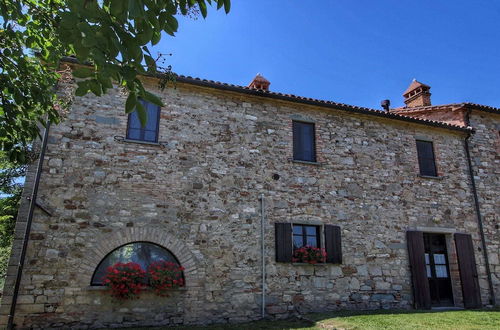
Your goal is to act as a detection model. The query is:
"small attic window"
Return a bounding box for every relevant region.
[126,99,161,143]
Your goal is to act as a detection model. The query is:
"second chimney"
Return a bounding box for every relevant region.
[248,73,270,91]
[403,79,431,107]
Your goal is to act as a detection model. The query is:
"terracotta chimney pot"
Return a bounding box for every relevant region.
[248,73,270,91]
[403,79,431,107]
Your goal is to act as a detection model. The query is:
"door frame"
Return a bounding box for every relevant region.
[407,227,471,309]
[423,233,455,307]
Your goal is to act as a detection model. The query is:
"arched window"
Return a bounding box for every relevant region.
[91,242,181,285]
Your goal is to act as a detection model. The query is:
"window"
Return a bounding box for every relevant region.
[275,223,342,264]
[91,242,180,285]
[126,100,161,143]
[416,140,437,177]
[293,121,316,162]
[293,224,320,249]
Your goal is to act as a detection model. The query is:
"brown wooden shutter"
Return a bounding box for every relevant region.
[455,233,482,308]
[275,223,292,262]
[407,231,431,309]
[325,225,342,264]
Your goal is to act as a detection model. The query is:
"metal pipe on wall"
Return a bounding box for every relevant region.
[260,194,266,318]
[7,121,51,329]
[464,134,496,306]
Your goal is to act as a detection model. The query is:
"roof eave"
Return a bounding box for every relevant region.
[60,57,473,134]
[175,75,472,133]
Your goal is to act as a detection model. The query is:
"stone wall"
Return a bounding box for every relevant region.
[0,77,494,328]
[467,110,500,304]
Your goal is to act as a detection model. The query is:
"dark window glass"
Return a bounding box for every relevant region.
[126,99,160,143]
[292,224,320,250]
[416,140,437,176]
[91,242,179,285]
[293,121,316,162]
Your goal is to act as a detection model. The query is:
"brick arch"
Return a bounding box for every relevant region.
[79,227,203,288]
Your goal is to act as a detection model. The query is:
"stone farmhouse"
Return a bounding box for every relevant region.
[1,59,499,328]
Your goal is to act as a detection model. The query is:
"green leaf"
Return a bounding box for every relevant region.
[142,90,164,107]
[97,74,113,90]
[89,79,102,96]
[72,67,95,78]
[144,55,157,72]
[146,9,160,30]
[197,0,207,18]
[163,24,175,37]
[109,0,127,17]
[136,21,153,45]
[74,42,91,62]
[122,66,137,81]
[216,0,224,10]
[59,12,79,29]
[166,15,178,32]
[128,0,145,19]
[125,92,137,113]
[164,1,176,14]
[82,36,97,47]
[178,0,188,15]
[136,101,147,127]
[151,31,161,45]
[223,0,230,13]
[75,81,90,96]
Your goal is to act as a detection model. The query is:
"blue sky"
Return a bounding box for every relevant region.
[153,1,500,109]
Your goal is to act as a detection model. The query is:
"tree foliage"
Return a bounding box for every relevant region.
[0,0,231,163]
[0,151,29,287]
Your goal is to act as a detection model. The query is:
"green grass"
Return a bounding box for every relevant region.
[125,309,500,330]
[307,309,500,330]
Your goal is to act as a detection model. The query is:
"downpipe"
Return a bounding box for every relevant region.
[464,133,496,306]
[259,194,266,318]
[7,121,51,329]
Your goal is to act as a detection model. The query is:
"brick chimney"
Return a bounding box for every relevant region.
[248,73,270,91]
[403,79,431,107]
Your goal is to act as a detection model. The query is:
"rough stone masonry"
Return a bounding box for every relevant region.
[0,69,498,328]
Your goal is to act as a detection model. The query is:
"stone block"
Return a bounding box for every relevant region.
[371,294,395,302]
[17,295,35,304]
[16,304,45,313]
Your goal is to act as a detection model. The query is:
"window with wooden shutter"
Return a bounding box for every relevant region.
[275,223,292,262]
[416,140,437,177]
[324,225,342,264]
[293,121,316,162]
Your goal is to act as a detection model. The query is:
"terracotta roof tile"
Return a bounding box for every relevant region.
[393,103,500,115]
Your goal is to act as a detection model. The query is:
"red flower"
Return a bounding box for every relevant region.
[103,262,146,300]
[147,261,185,297]
[293,246,327,264]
